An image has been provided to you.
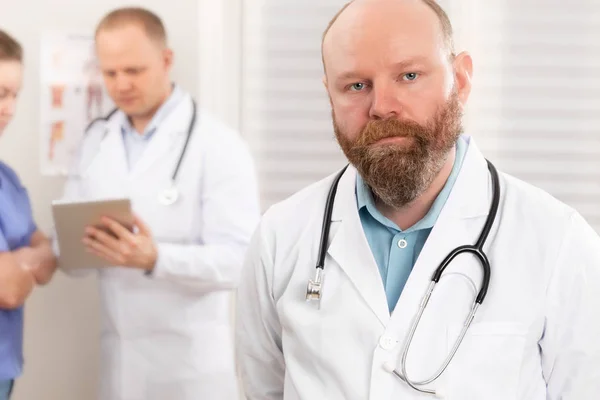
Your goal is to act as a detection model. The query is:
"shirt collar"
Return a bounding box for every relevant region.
[356,135,468,233]
[120,83,184,139]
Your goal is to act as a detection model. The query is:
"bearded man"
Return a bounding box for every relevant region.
[235,1,600,399]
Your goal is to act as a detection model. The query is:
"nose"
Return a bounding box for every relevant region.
[369,84,402,120]
[114,74,133,92]
[0,98,16,118]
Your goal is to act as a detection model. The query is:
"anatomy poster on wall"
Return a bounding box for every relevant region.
[40,31,114,176]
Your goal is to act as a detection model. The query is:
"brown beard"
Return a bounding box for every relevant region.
[334,92,463,209]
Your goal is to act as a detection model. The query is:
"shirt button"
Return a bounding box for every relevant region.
[379,335,397,350]
[397,239,408,249]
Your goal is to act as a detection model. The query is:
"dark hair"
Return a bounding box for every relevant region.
[0,29,23,62]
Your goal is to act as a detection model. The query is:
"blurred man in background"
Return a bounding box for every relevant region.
[55,7,260,400]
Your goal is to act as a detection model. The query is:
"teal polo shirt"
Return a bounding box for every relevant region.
[356,137,467,313]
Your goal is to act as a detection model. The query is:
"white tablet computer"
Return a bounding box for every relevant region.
[52,198,134,271]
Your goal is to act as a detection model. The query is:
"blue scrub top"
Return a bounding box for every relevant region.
[0,161,37,380]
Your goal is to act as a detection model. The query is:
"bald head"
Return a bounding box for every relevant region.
[322,0,474,200]
[96,7,168,48]
[322,0,454,70]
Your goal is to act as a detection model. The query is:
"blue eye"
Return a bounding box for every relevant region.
[403,73,418,81]
[349,83,366,91]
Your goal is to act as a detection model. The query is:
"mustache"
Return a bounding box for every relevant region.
[355,118,431,147]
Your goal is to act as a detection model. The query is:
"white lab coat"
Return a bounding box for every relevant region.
[235,136,600,400]
[58,92,261,400]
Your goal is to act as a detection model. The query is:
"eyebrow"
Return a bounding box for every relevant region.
[335,57,431,82]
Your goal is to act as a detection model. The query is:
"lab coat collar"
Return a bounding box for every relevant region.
[326,136,495,326]
[118,83,185,138]
[94,114,129,178]
[327,182,390,325]
[91,92,195,181]
[128,92,195,179]
[443,135,494,220]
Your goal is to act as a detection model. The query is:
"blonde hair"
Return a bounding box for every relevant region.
[95,7,167,46]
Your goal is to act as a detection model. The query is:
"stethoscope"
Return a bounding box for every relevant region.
[306,159,500,397]
[84,98,197,206]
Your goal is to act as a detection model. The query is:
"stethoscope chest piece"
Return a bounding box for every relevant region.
[159,183,179,206]
[87,97,198,208]
[156,98,197,207]
[306,268,324,302]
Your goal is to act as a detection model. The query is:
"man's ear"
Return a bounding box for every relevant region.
[163,48,174,70]
[322,75,335,107]
[453,51,473,106]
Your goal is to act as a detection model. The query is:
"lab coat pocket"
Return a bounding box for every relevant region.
[445,321,527,400]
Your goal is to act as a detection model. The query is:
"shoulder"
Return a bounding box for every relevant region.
[196,108,245,145]
[266,173,338,217]
[84,107,118,134]
[80,111,114,152]
[500,170,600,250]
[246,169,346,292]
[194,107,253,161]
[71,109,120,172]
[497,170,600,270]
[0,161,34,212]
[0,161,25,190]
[258,169,343,244]
[499,171,577,227]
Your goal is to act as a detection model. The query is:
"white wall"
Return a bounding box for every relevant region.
[196,2,246,398]
[197,0,242,132]
[0,1,199,399]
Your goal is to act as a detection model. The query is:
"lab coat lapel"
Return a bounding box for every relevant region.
[129,96,193,179]
[80,117,130,198]
[327,165,391,327]
[87,117,129,180]
[388,137,496,334]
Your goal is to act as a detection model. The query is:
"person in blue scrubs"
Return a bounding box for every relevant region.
[0,29,58,400]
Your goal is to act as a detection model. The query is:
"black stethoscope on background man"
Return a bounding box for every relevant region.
[85,98,197,206]
[305,159,500,398]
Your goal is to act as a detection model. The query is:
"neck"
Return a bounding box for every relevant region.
[376,146,457,231]
[130,82,173,134]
